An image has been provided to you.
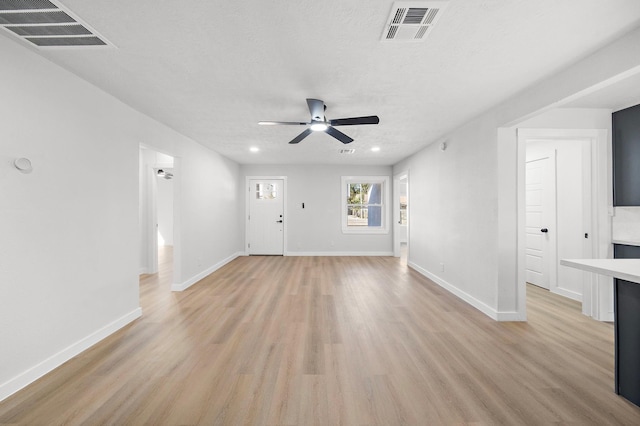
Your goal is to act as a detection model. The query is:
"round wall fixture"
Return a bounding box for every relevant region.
[14,158,33,173]
[440,141,447,151]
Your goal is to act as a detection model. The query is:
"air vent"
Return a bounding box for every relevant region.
[0,0,57,10]
[0,0,112,48]
[381,1,448,42]
[7,23,91,36]
[27,36,105,46]
[340,149,356,154]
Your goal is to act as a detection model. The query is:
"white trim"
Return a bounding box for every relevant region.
[285,251,394,257]
[138,267,148,275]
[171,251,242,291]
[341,175,390,234]
[0,308,142,402]
[552,287,582,302]
[407,262,517,321]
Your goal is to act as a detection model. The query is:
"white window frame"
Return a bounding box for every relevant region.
[341,175,390,234]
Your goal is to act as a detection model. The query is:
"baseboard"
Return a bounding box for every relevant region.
[138,267,148,275]
[0,307,142,403]
[171,251,242,291]
[599,311,614,322]
[494,310,526,321]
[408,261,508,321]
[286,251,394,256]
[552,287,582,302]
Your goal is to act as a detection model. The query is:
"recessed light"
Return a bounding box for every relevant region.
[371,147,381,152]
[250,147,259,152]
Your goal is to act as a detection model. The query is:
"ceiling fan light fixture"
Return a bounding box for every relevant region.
[310,122,328,132]
[259,98,378,144]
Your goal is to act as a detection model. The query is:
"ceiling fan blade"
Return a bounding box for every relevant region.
[306,98,326,121]
[325,126,354,144]
[289,128,313,144]
[329,115,380,126]
[259,121,308,126]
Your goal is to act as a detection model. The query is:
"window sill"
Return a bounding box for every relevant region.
[342,228,389,235]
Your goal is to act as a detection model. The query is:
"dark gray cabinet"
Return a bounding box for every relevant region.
[613,104,640,206]
[613,244,640,407]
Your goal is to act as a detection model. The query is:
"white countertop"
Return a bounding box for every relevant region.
[560,259,640,284]
[612,240,640,247]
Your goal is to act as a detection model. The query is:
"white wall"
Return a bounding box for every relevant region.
[139,147,156,274]
[395,25,640,320]
[394,120,500,318]
[0,34,242,400]
[241,164,393,255]
[173,141,243,290]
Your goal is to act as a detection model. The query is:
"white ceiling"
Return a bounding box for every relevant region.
[5,0,640,165]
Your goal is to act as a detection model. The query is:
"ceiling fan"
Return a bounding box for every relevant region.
[259,98,379,144]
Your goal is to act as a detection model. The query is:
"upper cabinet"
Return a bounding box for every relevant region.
[613,104,640,206]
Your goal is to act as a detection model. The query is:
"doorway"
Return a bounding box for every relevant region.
[139,146,175,285]
[246,177,287,255]
[393,172,409,263]
[518,130,600,318]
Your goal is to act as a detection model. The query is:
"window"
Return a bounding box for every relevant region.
[341,176,389,234]
[256,182,277,200]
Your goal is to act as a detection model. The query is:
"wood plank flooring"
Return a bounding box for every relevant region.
[1,252,640,425]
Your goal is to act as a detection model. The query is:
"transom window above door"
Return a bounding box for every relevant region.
[256,183,278,200]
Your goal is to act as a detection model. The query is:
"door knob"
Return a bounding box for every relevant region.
[276,220,283,223]
[540,228,548,233]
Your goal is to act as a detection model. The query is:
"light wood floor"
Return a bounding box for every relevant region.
[1,252,640,425]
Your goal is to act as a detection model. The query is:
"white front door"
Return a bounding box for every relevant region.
[248,179,284,255]
[525,152,556,289]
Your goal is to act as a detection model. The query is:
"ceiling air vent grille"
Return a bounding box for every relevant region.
[0,0,57,11]
[386,25,399,40]
[340,149,356,154]
[381,1,448,42]
[0,0,113,48]
[392,8,405,24]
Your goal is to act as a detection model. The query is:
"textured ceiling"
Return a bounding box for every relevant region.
[5,0,640,165]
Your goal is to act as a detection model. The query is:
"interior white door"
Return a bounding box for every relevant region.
[525,152,556,289]
[248,179,284,255]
